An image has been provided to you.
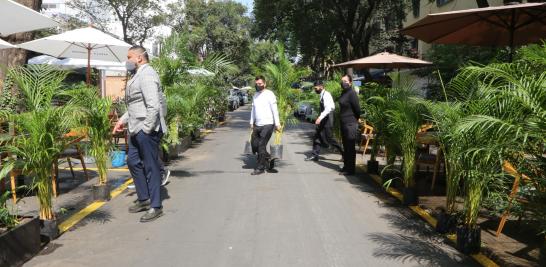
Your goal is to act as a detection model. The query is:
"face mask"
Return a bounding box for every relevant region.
[341,82,351,90]
[255,84,263,92]
[314,88,322,94]
[125,60,137,72]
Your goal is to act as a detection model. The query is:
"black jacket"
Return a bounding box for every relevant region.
[338,88,360,124]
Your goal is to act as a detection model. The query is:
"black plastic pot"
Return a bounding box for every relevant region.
[40,218,59,241]
[538,239,546,266]
[270,144,283,160]
[93,184,111,201]
[0,217,41,267]
[456,225,481,255]
[435,212,457,234]
[402,187,419,206]
[367,160,379,174]
[244,141,252,155]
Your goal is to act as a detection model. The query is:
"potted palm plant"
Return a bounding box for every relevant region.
[264,43,310,159]
[63,85,113,201]
[0,65,80,240]
[385,84,423,206]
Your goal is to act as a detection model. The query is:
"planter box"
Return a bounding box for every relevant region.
[0,217,41,267]
[167,136,192,160]
[179,136,192,154]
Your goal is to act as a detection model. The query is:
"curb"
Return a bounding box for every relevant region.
[58,178,133,234]
[356,164,499,267]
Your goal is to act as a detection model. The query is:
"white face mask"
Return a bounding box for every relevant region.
[125,60,137,71]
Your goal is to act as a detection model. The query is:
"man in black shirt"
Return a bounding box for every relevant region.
[338,74,361,175]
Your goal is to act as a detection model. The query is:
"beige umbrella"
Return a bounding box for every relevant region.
[0,0,58,36]
[333,52,433,69]
[0,39,16,49]
[401,3,546,61]
[18,26,131,84]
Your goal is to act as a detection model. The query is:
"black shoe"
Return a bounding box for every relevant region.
[129,199,150,213]
[140,208,163,222]
[251,169,265,175]
[305,155,319,161]
[338,166,346,172]
[268,158,276,170]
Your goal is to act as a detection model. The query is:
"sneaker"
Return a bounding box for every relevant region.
[161,169,171,186]
[129,199,150,213]
[127,183,135,189]
[304,155,319,161]
[140,207,163,222]
[251,169,265,175]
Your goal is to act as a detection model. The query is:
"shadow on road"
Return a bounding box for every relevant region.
[367,212,478,267]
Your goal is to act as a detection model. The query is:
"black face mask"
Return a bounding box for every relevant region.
[255,85,263,92]
[341,82,351,90]
[314,88,322,94]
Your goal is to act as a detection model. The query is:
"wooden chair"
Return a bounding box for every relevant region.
[415,123,444,191]
[52,132,90,197]
[109,111,128,154]
[496,161,543,237]
[359,120,375,156]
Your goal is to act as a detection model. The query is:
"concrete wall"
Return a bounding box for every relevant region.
[104,76,127,101]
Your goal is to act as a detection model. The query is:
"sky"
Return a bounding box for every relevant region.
[234,0,253,13]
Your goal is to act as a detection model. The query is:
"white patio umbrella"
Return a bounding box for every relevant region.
[18,26,131,84]
[0,38,16,49]
[0,0,59,36]
[28,55,126,70]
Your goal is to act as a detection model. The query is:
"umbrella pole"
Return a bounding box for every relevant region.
[86,46,91,85]
[508,9,515,62]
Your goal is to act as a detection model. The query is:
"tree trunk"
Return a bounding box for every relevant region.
[0,0,42,81]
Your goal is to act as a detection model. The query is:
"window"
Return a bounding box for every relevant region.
[436,0,452,7]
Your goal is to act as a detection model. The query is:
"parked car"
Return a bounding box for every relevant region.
[295,102,313,119]
[305,108,319,123]
[227,89,239,111]
[229,88,246,106]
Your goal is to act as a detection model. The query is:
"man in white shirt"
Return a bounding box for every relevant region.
[249,75,281,175]
[305,80,343,162]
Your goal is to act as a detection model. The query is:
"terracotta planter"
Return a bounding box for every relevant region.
[0,217,41,267]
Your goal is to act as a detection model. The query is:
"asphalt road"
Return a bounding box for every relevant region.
[25,106,477,267]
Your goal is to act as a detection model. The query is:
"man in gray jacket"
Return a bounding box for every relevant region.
[113,45,167,222]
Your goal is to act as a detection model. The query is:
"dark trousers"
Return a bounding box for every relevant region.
[128,130,162,208]
[251,124,274,170]
[341,122,358,173]
[312,125,343,156]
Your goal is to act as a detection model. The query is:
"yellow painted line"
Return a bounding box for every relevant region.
[356,164,500,267]
[62,167,130,172]
[110,179,133,198]
[58,178,133,234]
[409,205,437,227]
[58,201,106,233]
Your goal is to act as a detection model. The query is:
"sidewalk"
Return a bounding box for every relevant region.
[24,106,477,267]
